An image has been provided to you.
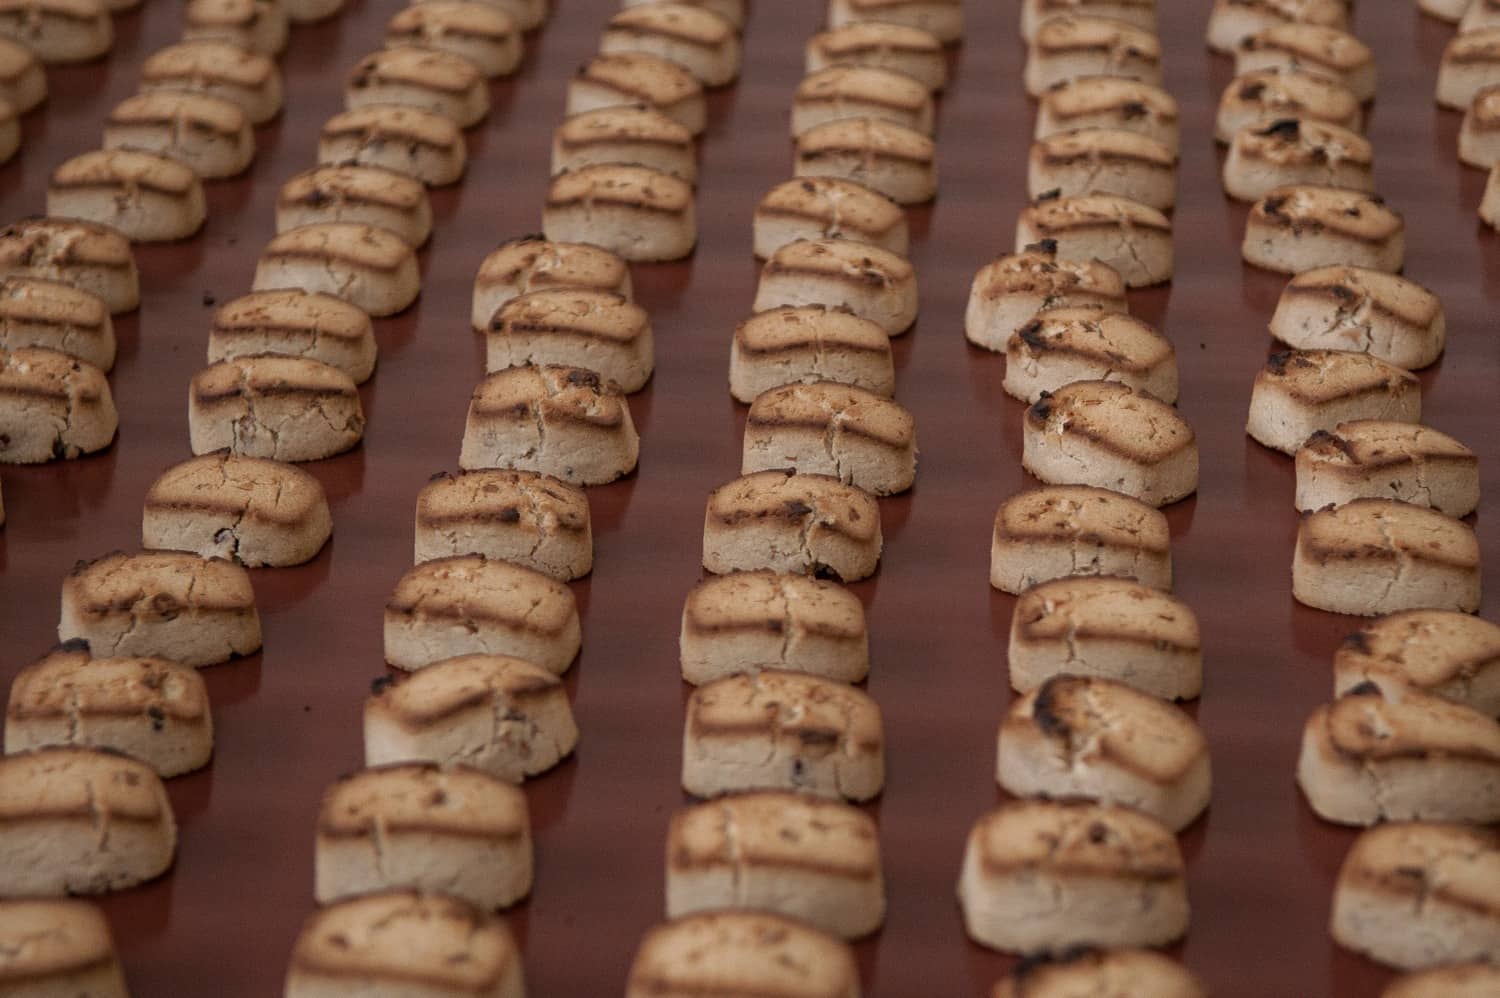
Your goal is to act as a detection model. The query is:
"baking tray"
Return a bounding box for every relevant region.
[0,0,1495,994]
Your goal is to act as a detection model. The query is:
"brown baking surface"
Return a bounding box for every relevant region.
[0,1,1495,995]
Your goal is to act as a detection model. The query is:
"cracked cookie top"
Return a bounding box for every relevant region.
[1336,822,1499,917]
[687,669,883,756]
[706,470,881,543]
[745,381,913,450]
[143,452,327,527]
[546,162,693,215]
[1335,610,1500,694]
[795,115,935,166]
[0,745,170,826]
[966,799,1183,880]
[8,644,209,726]
[321,104,463,152]
[1255,349,1417,405]
[1012,576,1199,652]
[64,549,255,623]
[259,222,415,274]
[1297,498,1480,569]
[0,899,118,982]
[756,176,906,242]
[317,762,527,840]
[1312,683,1500,764]
[474,236,631,299]
[1026,380,1195,464]
[682,570,865,642]
[1277,266,1439,328]
[416,469,589,536]
[994,485,1170,551]
[669,791,880,879]
[385,554,577,637]
[366,653,564,731]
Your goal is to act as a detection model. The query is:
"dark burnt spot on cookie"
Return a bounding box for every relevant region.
[1259,118,1301,140]
[1018,319,1048,350]
[1032,678,1070,738]
[1346,680,1382,697]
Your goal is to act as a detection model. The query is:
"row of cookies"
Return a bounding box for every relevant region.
[956,7,1212,986]
[288,1,761,992]
[537,0,753,262]
[1423,2,1500,229]
[617,3,970,992]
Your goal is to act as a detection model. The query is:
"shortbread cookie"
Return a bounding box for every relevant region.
[792,65,934,137]
[624,0,743,29]
[386,2,521,79]
[458,364,639,485]
[805,21,947,92]
[600,3,741,87]
[0,746,175,895]
[566,52,707,135]
[103,90,254,180]
[319,104,467,187]
[1296,421,1479,517]
[1464,0,1500,29]
[6,644,213,777]
[0,218,137,314]
[0,36,45,113]
[1335,610,1500,716]
[277,164,432,248]
[992,485,1172,593]
[543,163,696,262]
[1298,683,1500,825]
[1236,24,1376,102]
[209,290,376,385]
[486,288,653,392]
[414,469,591,579]
[1036,76,1181,152]
[0,347,115,463]
[1004,309,1177,404]
[1223,118,1374,201]
[1271,267,1444,370]
[345,46,488,129]
[1246,349,1420,455]
[140,42,282,125]
[1216,67,1363,143]
[702,470,882,581]
[993,949,1207,998]
[1460,84,1500,168]
[315,763,531,909]
[1009,576,1201,699]
[999,675,1211,831]
[47,149,205,243]
[794,116,937,204]
[665,792,884,939]
[0,900,128,998]
[680,571,868,685]
[753,176,909,258]
[1438,29,1500,110]
[1243,185,1404,274]
[383,555,581,673]
[827,0,964,45]
[1331,822,1500,970]
[754,238,917,335]
[0,276,113,370]
[1206,0,1347,55]
[627,911,859,998]
[182,0,287,56]
[729,305,896,402]
[188,355,364,462]
[253,222,420,317]
[285,891,524,998]
[0,0,111,64]
[1024,15,1163,97]
[1024,381,1198,507]
[142,453,332,567]
[1384,963,1500,997]
[742,381,915,495]
[472,236,632,330]
[958,800,1188,954]
[1029,128,1177,210]
[966,242,1127,353]
[364,653,578,781]
[1016,194,1173,288]
[1293,499,1482,615]
[59,549,260,666]
[551,105,696,182]
[683,670,883,800]
[1022,0,1157,40]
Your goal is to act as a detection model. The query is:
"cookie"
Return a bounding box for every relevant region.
[754,237,918,335]
[805,21,947,92]
[680,571,869,685]
[471,236,632,330]
[1270,266,1444,370]
[141,452,332,567]
[793,115,937,204]
[1246,348,1420,455]
[1015,193,1173,288]
[826,0,964,45]
[702,469,883,582]
[414,469,592,580]
[0,0,112,64]
[599,2,741,87]
[1236,24,1376,102]
[1029,127,1178,211]
[1004,307,1176,404]
[458,364,639,486]
[386,2,522,79]
[742,380,916,495]
[0,36,45,113]
[753,176,909,258]
[992,949,1206,998]
[1242,185,1404,274]
[1334,610,1500,716]
[792,64,935,137]
[319,104,468,187]
[1383,963,1500,997]
[188,355,364,462]
[1022,0,1157,40]
[1293,498,1482,615]
[345,46,489,128]
[276,163,433,248]
[543,162,696,262]
[0,276,114,371]
[626,912,859,998]
[965,241,1128,353]
[383,555,581,674]
[1215,67,1362,143]
[252,222,420,317]
[1206,0,1348,55]
[1460,84,1500,168]
[1222,117,1374,202]
[1024,15,1163,97]
[991,485,1172,594]
[0,900,128,998]
[181,0,287,57]
[729,305,896,403]
[364,652,578,781]
[1296,421,1479,518]
[0,346,115,463]
[139,41,283,125]
[59,549,260,667]
[46,149,206,243]
[566,52,707,135]
[552,104,696,182]
[0,218,137,314]
[1036,76,1181,152]
[208,289,377,385]
[1438,28,1500,110]
[485,288,654,392]
[103,90,254,179]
